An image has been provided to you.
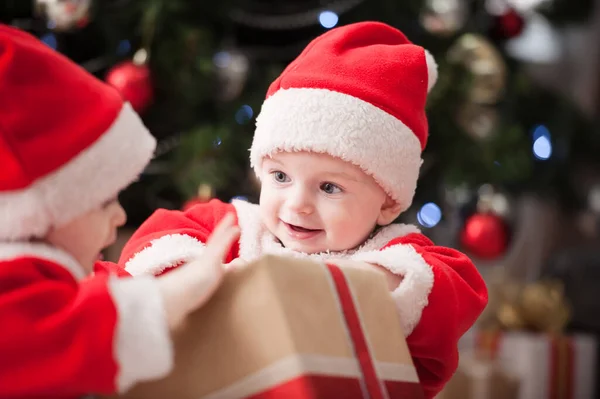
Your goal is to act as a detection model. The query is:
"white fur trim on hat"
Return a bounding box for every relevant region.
[0,102,156,241]
[250,88,422,211]
[424,50,438,93]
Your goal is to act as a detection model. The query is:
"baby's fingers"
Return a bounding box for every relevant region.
[207,213,235,242]
[204,213,240,262]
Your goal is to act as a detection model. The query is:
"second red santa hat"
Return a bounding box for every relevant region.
[0,25,155,240]
[250,21,437,212]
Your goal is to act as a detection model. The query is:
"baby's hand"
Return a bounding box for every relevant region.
[225,258,247,271]
[156,213,240,330]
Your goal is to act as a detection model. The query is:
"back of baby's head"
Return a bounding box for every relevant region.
[0,25,155,241]
[249,21,437,214]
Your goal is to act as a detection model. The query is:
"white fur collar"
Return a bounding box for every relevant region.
[231,200,420,263]
[0,241,86,281]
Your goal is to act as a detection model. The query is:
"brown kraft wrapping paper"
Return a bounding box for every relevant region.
[104,255,424,399]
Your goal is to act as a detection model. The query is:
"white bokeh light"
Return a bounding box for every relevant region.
[319,11,339,29]
[533,135,552,160]
[417,202,442,228]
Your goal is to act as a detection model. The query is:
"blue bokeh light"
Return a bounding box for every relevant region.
[213,51,231,68]
[116,40,131,56]
[532,125,550,141]
[531,125,552,160]
[235,105,254,124]
[319,11,339,29]
[417,202,442,228]
[41,33,57,50]
[230,196,249,202]
[213,137,222,148]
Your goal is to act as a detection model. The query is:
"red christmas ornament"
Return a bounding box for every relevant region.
[106,50,153,113]
[460,213,509,260]
[490,8,525,40]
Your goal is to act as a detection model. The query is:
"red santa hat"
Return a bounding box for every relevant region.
[0,25,156,240]
[250,21,437,212]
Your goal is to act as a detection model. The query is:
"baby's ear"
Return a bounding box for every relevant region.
[377,196,403,226]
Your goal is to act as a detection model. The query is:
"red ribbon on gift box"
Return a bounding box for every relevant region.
[325,263,425,399]
[327,263,388,398]
[475,330,576,399]
[475,330,502,359]
[549,336,574,399]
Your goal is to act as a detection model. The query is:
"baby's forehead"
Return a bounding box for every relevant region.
[265,150,350,168]
[264,151,371,181]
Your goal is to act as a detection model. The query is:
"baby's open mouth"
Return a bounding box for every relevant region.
[283,222,323,233]
[283,221,323,241]
[286,223,321,233]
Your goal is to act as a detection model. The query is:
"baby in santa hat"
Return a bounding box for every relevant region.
[0,25,239,398]
[118,21,488,398]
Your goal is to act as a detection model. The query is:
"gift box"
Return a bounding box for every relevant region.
[107,255,424,399]
[460,329,597,399]
[436,350,520,399]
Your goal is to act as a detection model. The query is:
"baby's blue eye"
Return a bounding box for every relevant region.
[272,171,289,183]
[321,182,341,194]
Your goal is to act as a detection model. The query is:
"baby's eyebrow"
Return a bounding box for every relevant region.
[324,171,362,183]
[264,158,284,167]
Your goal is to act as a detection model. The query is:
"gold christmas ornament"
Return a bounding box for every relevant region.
[519,280,571,333]
[182,183,215,211]
[197,183,215,201]
[214,49,249,102]
[486,278,571,333]
[479,275,522,330]
[447,34,507,104]
[476,184,512,219]
[496,302,527,331]
[456,102,499,141]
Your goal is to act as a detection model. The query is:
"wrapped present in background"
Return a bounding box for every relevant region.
[456,278,597,399]
[103,255,424,399]
[435,350,520,399]
[474,330,597,399]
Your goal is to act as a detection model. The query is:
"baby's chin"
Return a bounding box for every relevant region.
[268,225,350,254]
[278,236,341,255]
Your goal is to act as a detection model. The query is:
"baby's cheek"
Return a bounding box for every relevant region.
[259,195,278,220]
[326,208,352,230]
[327,209,368,243]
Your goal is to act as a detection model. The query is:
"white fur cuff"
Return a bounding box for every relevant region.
[352,244,434,336]
[0,241,86,281]
[108,275,173,392]
[124,234,206,276]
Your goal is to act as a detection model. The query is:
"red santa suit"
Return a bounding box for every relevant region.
[0,243,172,398]
[119,199,488,399]
[0,26,172,398]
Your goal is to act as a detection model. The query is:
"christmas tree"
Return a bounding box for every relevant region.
[3,2,600,393]
[1,0,598,260]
